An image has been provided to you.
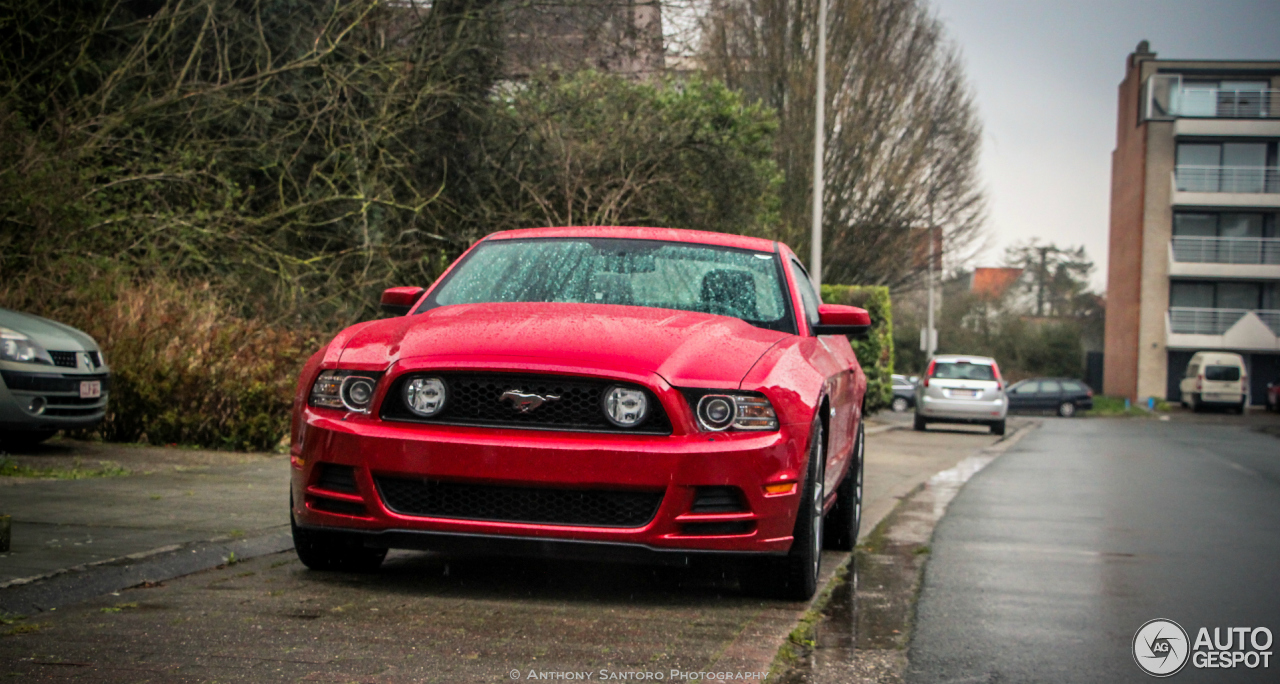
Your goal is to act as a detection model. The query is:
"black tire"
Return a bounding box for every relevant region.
[913,413,927,431]
[0,429,58,449]
[824,420,864,551]
[990,419,1006,436]
[291,509,386,572]
[891,396,909,413]
[745,420,825,601]
[1191,393,1203,413]
[1057,401,1076,418]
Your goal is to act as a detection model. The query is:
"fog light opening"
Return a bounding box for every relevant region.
[27,397,46,415]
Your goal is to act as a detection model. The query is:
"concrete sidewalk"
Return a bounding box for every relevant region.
[0,423,1023,682]
[0,420,1011,612]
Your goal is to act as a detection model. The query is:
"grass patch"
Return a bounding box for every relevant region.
[0,456,129,479]
[1085,396,1171,417]
[767,561,851,679]
[1,623,42,636]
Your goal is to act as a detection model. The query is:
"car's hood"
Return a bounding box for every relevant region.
[336,302,788,388]
[0,307,99,352]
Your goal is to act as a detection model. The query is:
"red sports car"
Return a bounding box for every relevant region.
[289,227,870,599]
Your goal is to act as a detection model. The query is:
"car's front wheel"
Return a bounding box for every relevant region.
[824,420,863,551]
[891,396,909,412]
[746,420,825,600]
[291,505,386,572]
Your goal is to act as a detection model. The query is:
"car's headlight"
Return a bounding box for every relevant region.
[603,385,649,427]
[694,392,778,431]
[309,370,383,413]
[403,376,447,417]
[0,327,53,365]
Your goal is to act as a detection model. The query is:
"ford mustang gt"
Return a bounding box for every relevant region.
[289,227,870,599]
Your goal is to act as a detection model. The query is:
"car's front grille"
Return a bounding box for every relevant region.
[49,351,79,368]
[375,476,664,528]
[46,351,103,369]
[380,372,672,434]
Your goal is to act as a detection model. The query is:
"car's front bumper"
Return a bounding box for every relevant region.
[291,407,810,556]
[0,367,110,432]
[917,393,1007,422]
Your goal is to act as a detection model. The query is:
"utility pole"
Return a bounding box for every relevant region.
[1036,245,1050,317]
[809,0,827,289]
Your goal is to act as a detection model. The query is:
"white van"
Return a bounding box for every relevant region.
[1179,352,1248,413]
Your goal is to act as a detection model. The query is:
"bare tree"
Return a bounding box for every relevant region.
[698,0,985,287]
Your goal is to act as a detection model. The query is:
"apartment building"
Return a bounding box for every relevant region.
[1105,42,1280,404]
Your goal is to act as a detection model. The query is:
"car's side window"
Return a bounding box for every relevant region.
[788,260,821,329]
[1062,381,1084,393]
[1186,364,1199,378]
[1041,380,1062,393]
[1013,382,1040,395]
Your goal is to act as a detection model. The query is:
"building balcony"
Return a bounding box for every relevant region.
[1146,76,1279,120]
[1168,237,1280,279]
[1167,307,1280,352]
[1171,236,1280,264]
[1175,166,1280,193]
[1168,87,1278,119]
[1172,167,1280,209]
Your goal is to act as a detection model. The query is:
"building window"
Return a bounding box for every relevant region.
[1175,142,1274,193]
[1173,212,1273,238]
[1170,280,1277,310]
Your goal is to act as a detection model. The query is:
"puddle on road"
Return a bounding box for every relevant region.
[777,450,1001,683]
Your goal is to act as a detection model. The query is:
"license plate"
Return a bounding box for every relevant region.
[951,389,977,398]
[80,381,101,399]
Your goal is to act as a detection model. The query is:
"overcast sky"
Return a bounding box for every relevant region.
[929,0,1280,289]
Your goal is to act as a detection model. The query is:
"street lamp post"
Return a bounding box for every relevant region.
[809,0,827,288]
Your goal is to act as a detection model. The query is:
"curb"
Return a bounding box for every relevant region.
[0,527,293,615]
[759,419,1040,680]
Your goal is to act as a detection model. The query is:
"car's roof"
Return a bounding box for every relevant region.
[484,226,780,253]
[1192,352,1246,363]
[931,354,996,364]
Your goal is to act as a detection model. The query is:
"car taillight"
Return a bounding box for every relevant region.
[1086,389,1094,397]
[1196,376,1202,391]
[924,359,936,387]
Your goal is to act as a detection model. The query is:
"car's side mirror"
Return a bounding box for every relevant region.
[812,304,871,338]
[380,287,425,316]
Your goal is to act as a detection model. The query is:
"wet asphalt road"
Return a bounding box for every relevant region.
[907,416,1280,683]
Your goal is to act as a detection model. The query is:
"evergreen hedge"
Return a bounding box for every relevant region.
[822,285,894,413]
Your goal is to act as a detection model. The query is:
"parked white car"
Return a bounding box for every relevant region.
[914,355,1008,435]
[1179,351,1247,413]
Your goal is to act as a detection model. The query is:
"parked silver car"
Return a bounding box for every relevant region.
[913,354,1007,435]
[0,308,110,447]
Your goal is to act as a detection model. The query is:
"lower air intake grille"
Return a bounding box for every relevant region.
[375,477,663,528]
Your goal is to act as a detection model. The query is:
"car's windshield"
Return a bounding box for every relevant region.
[428,238,794,332]
[1204,365,1240,381]
[931,361,995,381]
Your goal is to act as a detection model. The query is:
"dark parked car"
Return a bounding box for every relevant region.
[890,374,915,412]
[1006,378,1093,417]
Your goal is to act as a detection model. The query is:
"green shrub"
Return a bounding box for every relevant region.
[821,285,894,413]
[0,263,318,451]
